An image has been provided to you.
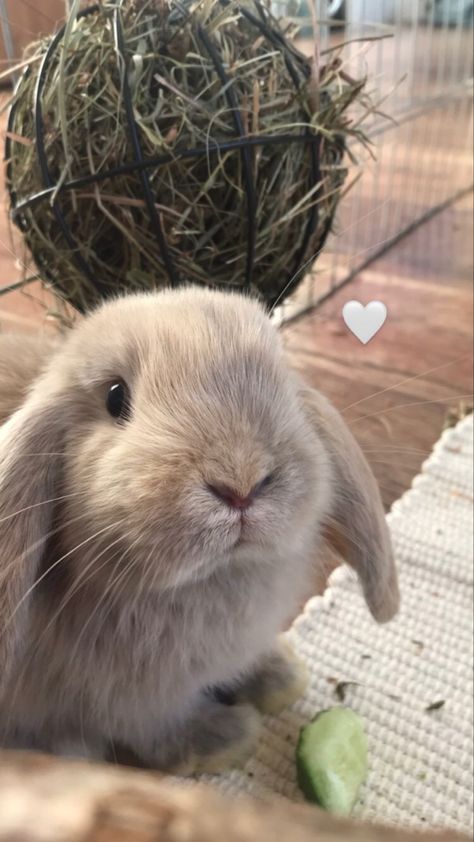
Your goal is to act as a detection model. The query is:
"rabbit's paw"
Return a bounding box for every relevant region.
[184,702,262,775]
[237,638,309,716]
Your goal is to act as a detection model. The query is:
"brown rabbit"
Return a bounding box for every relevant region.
[0,286,399,771]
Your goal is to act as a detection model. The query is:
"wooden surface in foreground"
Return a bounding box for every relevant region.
[0,750,469,842]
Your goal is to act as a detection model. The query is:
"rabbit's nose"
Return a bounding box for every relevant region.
[208,483,254,509]
[207,477,271,510]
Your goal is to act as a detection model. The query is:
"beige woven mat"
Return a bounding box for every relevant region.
[186,414,474,835]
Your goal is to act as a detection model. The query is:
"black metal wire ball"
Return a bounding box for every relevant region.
[5,0,352,313]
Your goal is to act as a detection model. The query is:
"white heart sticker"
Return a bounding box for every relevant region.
[342,300,388,344]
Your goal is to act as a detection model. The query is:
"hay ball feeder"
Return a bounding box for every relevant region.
[5,0,362,313]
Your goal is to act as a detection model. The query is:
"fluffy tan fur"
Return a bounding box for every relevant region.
[0,287,398,769]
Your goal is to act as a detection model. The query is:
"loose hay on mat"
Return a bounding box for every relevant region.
[5,0,374,313]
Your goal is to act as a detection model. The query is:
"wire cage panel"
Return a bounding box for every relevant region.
[276,0,474,322]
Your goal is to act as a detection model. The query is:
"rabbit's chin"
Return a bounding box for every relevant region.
[133,509,273,586]
[158,557,232,591]
[141,522,282,593]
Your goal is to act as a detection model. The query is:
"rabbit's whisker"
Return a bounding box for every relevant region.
[360,447,432,455]
[271,197,395,317]
[1,533,136,751]
[71,543,145,742]
[23,452,66,457]
[320,443,432,459]
[75,538,143,753]
[0,508,117,582]
[342,356,473,415]
[21,531,136,667]
[132,539,160,609]
[323,514,383,563]
[70,533,146,669]
[348,394,473,427]
[361,458,430,468]
[3,520,125,632]
[0,490,85,524]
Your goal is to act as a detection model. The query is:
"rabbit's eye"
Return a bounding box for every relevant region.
[260,472,275,489]
[106,381,130,421]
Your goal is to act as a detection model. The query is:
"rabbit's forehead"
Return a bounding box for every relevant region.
[73,296,278,385]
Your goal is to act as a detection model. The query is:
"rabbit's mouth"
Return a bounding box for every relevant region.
[236,511,253,539]
[230,510,264,548]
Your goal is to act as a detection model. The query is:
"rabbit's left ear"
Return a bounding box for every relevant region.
[0,392,62,682]
[301,386,399,623]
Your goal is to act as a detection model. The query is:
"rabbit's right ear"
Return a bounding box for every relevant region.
[0,392,62,682]
[301,386,399,623]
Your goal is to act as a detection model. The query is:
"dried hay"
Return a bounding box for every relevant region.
[4,0,374,313]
